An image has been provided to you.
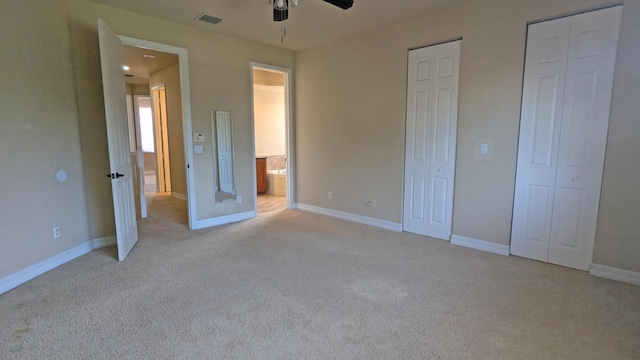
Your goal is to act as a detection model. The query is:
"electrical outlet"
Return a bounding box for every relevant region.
[237,195,242,203]
[53,226,61,239]
[366,199,376,207]
[328,192,333,200]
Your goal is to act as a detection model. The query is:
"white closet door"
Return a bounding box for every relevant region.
[548,6,622,270]
[511,17,571,261]
[403,41,460,240]
[511,7,621,270]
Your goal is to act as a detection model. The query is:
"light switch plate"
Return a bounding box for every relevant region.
[194,145,204,154]
[193,133,205,143]
[480,143,489,155]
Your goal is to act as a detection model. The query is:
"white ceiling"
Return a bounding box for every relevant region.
[87,0,465,51]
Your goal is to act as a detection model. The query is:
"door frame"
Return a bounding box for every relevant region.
[151,84,171,193]
[249,62,295,212]
[119,35,196,229]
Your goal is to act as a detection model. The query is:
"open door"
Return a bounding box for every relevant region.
[98,19,139,261]
[152,85,171,193]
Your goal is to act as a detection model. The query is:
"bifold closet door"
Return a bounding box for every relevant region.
[403,41,460,240]
[511,6,622,270]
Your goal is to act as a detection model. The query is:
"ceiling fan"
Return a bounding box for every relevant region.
[269,0,354,22]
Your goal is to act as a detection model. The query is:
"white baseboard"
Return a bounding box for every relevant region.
[589,264,640,286]
[194,211,256,230]
[450,235,510,256]
[0,236,116,295]
[171,192,187,201]
[295,203,402,232]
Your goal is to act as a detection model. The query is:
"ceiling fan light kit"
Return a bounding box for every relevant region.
[273,0,289,22]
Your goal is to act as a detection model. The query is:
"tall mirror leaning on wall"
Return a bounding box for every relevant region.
[212,110,236,202]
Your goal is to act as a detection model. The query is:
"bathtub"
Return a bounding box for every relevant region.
[267,170,287,196]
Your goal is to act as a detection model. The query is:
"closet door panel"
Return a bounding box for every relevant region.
[510,17,571,261]
[548,6,622,270]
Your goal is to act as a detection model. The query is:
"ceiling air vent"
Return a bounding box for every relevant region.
[124,74,134,78]
[196,13,223,25]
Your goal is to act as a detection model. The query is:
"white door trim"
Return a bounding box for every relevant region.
[249,62,295,211]
[119,35,197,229]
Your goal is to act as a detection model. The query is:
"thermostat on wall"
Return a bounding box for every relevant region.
[193,133,205,142]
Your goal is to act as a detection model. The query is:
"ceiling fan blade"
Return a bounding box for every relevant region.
[322,0,354,10]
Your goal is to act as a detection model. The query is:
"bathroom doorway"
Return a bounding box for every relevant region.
[250,63,294,214]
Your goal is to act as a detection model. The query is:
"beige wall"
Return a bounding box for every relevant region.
[127,83,150,96]
[254,85,286,157]
[0,1,92,279]
[150,64,186,196]
[0,0,294,279]
[593,0,640,272]
[295,0,640,272]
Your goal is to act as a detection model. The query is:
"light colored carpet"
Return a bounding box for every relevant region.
[1,196,639,359]
[144,173,158,193]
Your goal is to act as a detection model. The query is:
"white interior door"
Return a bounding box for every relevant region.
[547,7,622,270]
[216,111,235,194]
[510,17,571,261]
[98,19,139,261]
[152,85,171,193]
[511,7,622,270]
[403,40,460,240]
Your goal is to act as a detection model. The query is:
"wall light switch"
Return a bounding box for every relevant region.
[480,143,489,155]
[193,133,205,143]
[194,145,204,154]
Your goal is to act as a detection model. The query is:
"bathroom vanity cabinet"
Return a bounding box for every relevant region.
[256,157,267,194]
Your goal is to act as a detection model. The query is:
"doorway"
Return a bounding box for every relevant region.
[120,36,195,228]
[131,95,157,193]
[250,63,294,214]
[403,40,461,240]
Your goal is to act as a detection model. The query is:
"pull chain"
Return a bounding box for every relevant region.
[281,21,287,43]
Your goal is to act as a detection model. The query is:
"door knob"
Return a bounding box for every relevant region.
[106,173,125,179]
[571,176,579,182]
